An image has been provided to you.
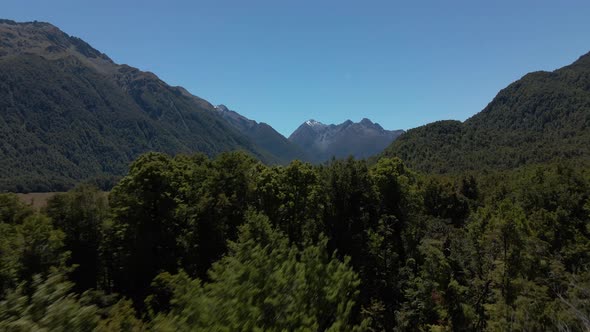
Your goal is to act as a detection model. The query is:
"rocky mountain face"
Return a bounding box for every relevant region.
[383,51,590,173]
[289,118,404,162]
[0,20,279,191]
[214,105,310,163]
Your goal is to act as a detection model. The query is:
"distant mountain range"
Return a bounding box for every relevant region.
[214,105,404,163]
[289,119,404,162]
[383,51,590,173]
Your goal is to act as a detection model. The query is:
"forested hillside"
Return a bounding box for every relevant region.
[383,52,590,173]
[0,20,281,192]
[1,151,588,330]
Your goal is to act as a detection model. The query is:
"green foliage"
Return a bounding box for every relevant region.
[44,184,108,291]
[0,194,33,224]
[322,158,377,266]
[153,212,368,331]
[0,271,101,331]
[275,160,325,244]
[96,299,145,332]
[253,160,327,246]
[423,178,470,225]
[0,212,66,297]
[193,152,260,270]
[1,151,589,330]
[0,270,143,331]
[104,152,184,304]
[103,151,262,304]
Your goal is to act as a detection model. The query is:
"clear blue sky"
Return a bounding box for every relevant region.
[3,0,590,136]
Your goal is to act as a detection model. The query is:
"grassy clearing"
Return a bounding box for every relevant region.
[16,192,63,209]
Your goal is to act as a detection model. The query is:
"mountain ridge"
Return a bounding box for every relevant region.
[0,20,283,191]
[214,104,311,163]
[289,118,404,162]
[382,49,590,173]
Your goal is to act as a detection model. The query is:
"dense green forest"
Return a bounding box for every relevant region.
[1,151,588,330]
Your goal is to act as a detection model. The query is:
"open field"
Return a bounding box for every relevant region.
[16,192,62,209]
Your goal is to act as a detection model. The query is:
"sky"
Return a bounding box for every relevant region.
[3,0,590,136]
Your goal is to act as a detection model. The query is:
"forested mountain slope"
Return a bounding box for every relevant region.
[383,51,590,173]
[0,19,277,192]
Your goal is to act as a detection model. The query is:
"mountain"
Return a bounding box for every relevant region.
[0,19,282,192]
[289,118,404,162]
[214,105,310,163]
[383,51,590,173]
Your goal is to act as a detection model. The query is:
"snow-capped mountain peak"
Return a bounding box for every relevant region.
[289,118,404,162]
[305,119,325,127]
